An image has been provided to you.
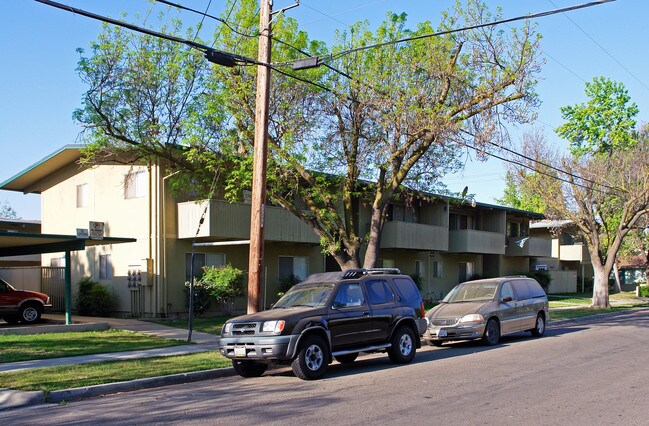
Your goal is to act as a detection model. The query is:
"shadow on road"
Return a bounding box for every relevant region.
[266,308,649,381]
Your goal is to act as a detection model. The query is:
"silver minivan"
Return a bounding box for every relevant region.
[422,276,549,346]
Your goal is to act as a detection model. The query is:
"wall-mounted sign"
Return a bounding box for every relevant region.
[89,221,104,240]
[76,228,89,239]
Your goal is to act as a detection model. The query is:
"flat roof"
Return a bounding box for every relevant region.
[0,231,136,257]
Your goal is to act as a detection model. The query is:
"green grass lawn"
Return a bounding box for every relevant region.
[0,330,185,364]
[146,316,229,336]
[0,351,231,392]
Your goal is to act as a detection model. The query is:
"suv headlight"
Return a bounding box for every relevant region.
[262,320,285,334]
[459,314,485,324]
[223,322,233,335]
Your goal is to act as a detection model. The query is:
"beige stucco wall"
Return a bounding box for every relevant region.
[40,163,153,315]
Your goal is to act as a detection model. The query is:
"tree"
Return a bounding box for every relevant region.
[75,1,542,270]
[556,77,638,157]
[496,170,546,213]
[214,1,542,269]
[0,201,19,219]
[74,11,219,188]
[513,129,649,308]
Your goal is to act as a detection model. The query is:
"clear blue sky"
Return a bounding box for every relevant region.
[1,0,647,220]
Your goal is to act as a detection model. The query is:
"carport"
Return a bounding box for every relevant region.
[0,230,135,324]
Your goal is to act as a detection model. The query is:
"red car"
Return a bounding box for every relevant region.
[0,278,51,324]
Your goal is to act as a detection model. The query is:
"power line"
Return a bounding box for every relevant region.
[298,0,387,28]
[462,141,614,194]
[321,0,615,62]
[153,0,257,39]
[35,0,258,66]
[190,0,213,42]
[548,0,649,92]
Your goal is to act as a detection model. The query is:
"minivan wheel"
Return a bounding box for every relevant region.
[292,335,328,380]
[232,360,268,378]
[388,326,416,364]
[481,318,500,346]
[530,313,546,337]
[19,304,42,324]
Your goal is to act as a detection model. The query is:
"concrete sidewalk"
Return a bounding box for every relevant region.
[0,314,233,410]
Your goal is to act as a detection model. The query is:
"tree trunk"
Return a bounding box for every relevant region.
[592,265,611,308]
[363,206,385,268]
[612,261,621,293]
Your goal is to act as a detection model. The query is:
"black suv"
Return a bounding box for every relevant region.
[218,268,427,380]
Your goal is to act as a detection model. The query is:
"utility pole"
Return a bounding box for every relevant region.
[247,0,272,314]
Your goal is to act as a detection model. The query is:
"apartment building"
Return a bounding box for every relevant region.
[1,145,553,317]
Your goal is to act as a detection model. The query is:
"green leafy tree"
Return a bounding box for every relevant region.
[556,77,638,157]
[497,170,546,213]
[215,1,542,269]
[75,1,542,270]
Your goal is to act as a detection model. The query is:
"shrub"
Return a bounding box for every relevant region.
[408,274,423,290]
[639,285,649,298]
[276,273,301,297]
[197,264,246,303]
[184,281,212,316]
[522,271,551,291]
[76,277,115,316]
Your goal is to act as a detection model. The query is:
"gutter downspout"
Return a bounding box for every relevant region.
[162,170,181,317]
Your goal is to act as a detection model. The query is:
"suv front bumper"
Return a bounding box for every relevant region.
[218,334,301,361]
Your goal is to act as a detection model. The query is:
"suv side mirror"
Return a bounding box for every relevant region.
[500,296,513,303]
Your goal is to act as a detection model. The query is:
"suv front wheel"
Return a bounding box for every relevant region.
[291,335,328,380]
[388,326,416,364]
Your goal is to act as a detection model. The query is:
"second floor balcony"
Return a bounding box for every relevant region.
[380,221,448,251]
[559,243,590,262]
[177,200,320,244]
[448,229,505,255]
[505,237,552,257]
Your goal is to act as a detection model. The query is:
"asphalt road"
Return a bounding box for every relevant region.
[3,309,649,425]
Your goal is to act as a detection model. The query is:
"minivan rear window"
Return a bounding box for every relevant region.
[391,277,421,302]
[513,279,545,300]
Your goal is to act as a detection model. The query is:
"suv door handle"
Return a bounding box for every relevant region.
[362,311,370,316]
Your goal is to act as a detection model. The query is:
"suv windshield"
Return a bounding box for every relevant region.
[274,284,333,308]
[443,282,498,303]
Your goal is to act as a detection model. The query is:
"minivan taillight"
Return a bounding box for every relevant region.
[420,300,426,318]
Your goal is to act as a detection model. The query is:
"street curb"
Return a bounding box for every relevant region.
[46,366,236,403]
[0,388,45,411]
[1,367,235,411]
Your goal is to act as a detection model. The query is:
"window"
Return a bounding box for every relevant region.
[124,171,147,199]
[392,277,421,302]
[499,282,516,301]
[415,260,425,278]
[99,254,112,279]
[51,257,66,267]
[450,213,474,230]
[432,261,442,278]
[458,262,473,283]
[185,253,226,282]
[279,256,308,281]
[76,183,88,208]
[332,283,365,308]
[366,280,395,305]
[376,259,395,268]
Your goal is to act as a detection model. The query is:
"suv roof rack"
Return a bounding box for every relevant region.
[341,268,402,279]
